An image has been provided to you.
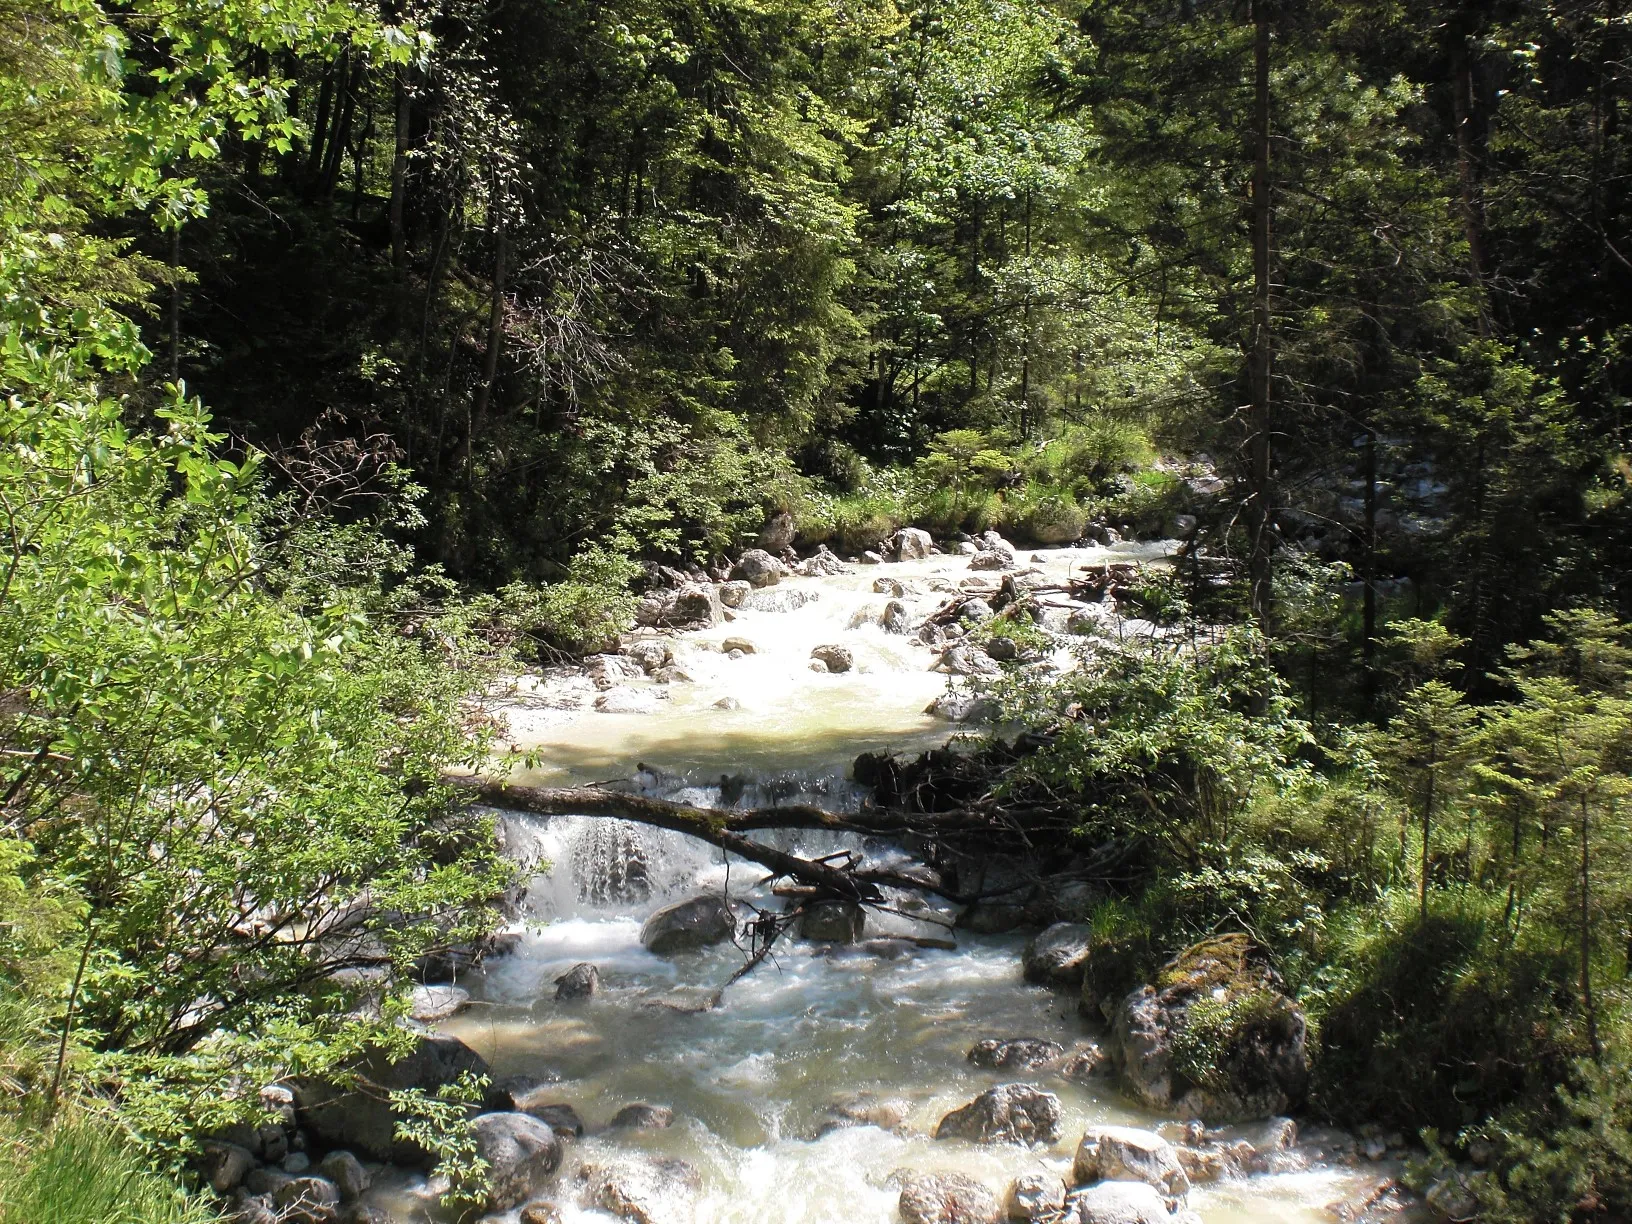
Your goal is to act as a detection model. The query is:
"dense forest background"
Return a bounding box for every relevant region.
[4,0,1632,1220]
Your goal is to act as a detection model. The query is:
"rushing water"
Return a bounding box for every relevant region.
[423,543,1397,1223]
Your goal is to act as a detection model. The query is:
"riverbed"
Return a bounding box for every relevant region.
[423,542,1404,1223]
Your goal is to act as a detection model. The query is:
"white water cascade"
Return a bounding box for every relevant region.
[398,544,1407,1224]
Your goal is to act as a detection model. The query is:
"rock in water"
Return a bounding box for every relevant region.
[473,1113,563,1212]
[314,1152,369,1201]
[409,984,470,1022]
[595,687,661,715]
[883,600,911,634]
[271,1176,342,1224]
[966,1038,1064,1070]
[797,899,865,943]
[730,549,784,587]
[1070,1181,1172,1224]
[893,527,934,561]
[721,636,757,654]
[668,585,723,628]
[577,1157,700,1224]
[874,576,906,597]
[1110,933,1309,1121]
[1072,1126,1191,1199]
[525,1104,585,1138]
[610,1103,675,1130]
[292,1033,489,1165]
[1004,1173,1067,1223]
[1022,923,1093,986]
[742,587,821,613]
[758,511,797,552]
[639,895,737,955]
[926,693,999,724]
[933,1084,1061,1146]
[553,962,599,1000]
[810,644,854,673]
[718,580,752,608]
[897,1172,1002,1224]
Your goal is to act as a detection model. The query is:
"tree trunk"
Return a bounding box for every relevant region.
[389,70,411,273]
[466,223,509,483]
[1247,0,1275,625]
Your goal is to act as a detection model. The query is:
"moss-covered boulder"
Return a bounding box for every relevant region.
[1109,934,1308,1122]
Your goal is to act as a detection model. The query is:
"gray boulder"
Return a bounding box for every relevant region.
[1072,1126,1190,1199]
[228,1190,278,1224]
[577,1157,699,1224]
[668,585,723,628]
[811,644,854,673]
[639,895,736,955]
[473,1113,563,1212]
[934,1084,1061,1146]
[202,1141,256,1194]
[926,693,1000,724]
[408,983,469,1022]
[291,1033,490,1165]
[721,636,757,655]
[940,645,1002,677]
[799,545,849,577]
[874,577,906,597]
[969,550,1013,572]
[883,600,912,634]
[758,511,797,552]
[731,549,784,587]
[315,1151,369,1201]
[897,1172,1002,1224]
[1005,1174,1067,1223]
[525,1104,585,1138]
[595,687,661,715]
[719,580,752,608]
[272,1175,342,1224]
[624,640,672,673]
[1069,1181,1171,1224]
[1023,923,1093,987]
[798,900,866,943]
[610,1102,675,1130]
[894,527,935,561]
[742,587,820,613]
[554,962,599,1000]
[966,1038,1064,1070]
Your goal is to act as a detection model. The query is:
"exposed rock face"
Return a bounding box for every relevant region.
[1069,1180,1171,1224]
[1072,1126,1190,1199]
[1004,1173,1067,1223]
[758,512,797,552]
[553,962,599,1000]
[883,600,912,634]
[577,1157,700,1224]
[894,527,935,561]
[1110,934,1309,1122]
[1022,923,1093,987]
[798,899,866,943]
[811,644,854,673]
[610,1103,675,1130]
[525,1104,585,1138]
[473,1113,563,1212]
[940,644,1002,677]
[731,549,785,587]
[897,1172,1002,1224]
[966,1038,1064,1070]
[408,983,470,1022]
[639,895,737,955]
[933,1085,1061,1146]
[719,581,752,608]
[292,1034,490,1166]
[874,576,906,597]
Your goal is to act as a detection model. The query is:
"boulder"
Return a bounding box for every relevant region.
[408,983,469,1023]
[291,1033,490,1166]
[669,585,723,628]
[283,1153,311,1174]
[586,654,644,689]
[1052,881,1099,923]
[874,577,906,597]
[639,895,736,955]
[897,1172,1003,1224]
[967,1039,1064,1070]
[719,581,752,608]
[1072,1126,1190,1199]
[811,644,854,673]
[229,1190,278,1224]
[1110,933,1308,1122]
[554,962,599,1000]
[799,546,849,577]
[244,1167,293,1197]
[926,693,999,724]
[815,1094,909,1137]
[486,1075,550,1113]
[625,641,672,672]
[933,1085,1061,1146]
[956,901,1027,934]
[969,550,1013,572]
[610,1103,675,1130]
[315,1152,369,1202]
[810,659,830,673]
[577,1157,700,1224]
[758,512,797,552]
[883,600,912,634]
[202,1142,257,1194]
[526,1104,585,1138]
[958,598,995,625]
[272,1175,342,1224]
[798,900,866,943]
[861,550,885,564]
[721,636,757,655]
[713,697,741,710]
[520,1204,564,1224]
[1023,923,1093,987]
[894,527,935,561]
[940,645,1002,677]
[595,687,662,714]
[472,1113,563,1212]
[731,549,785,588]
[1069,1181,1171,1224]
[1057,1046,1109,1084]
[1004,1174,1067,1223]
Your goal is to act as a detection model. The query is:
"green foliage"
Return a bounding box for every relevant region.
[391,1071,491,1211]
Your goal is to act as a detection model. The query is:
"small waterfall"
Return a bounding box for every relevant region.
[571,819,650,905]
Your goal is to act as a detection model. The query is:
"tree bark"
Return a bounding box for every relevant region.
[1247,0,1275,625]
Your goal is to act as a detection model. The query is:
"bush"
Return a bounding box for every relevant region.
[1031,419,1156,492]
